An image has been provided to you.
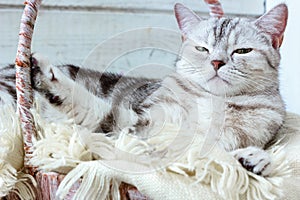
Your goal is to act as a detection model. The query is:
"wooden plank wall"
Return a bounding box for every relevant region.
[0,0,264,77]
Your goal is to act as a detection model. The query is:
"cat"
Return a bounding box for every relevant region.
[0,3,288,176]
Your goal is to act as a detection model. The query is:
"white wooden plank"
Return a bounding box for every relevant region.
[0,9,182,67]
[0,9,22,66]
[0,0,264,15]
[266,0,300,115]
[82,28,181,78]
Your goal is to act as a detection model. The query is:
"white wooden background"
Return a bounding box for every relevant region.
[266,0,300,115]
[0,0,264,70]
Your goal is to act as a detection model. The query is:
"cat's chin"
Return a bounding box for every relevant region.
[207,75,230,85]
[204,77,233,96]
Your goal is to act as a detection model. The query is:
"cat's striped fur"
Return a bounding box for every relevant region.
[0,65,16,105]
[0,3,288,176]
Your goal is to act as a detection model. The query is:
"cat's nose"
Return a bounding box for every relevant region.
[211,60,225,71]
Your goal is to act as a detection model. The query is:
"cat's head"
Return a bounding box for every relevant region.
[174,3,288,96]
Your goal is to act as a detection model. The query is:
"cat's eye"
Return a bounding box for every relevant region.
[233,48,253,54]
[195,46,209,52]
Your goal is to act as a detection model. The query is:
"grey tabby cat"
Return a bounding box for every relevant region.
[0,3,288,176]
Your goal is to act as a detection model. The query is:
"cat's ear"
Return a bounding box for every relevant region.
[255,4,288,49]
[174,3,202,36]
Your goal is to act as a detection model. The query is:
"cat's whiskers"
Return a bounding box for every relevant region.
[216,69,277,96]
[240,77,277,95]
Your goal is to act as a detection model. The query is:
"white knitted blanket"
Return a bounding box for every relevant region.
[0,102,299,200]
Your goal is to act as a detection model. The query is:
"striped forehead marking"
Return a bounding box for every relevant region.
[210,18,240,46]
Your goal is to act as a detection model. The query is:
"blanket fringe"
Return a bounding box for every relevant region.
[0,105,24,170]
[56,161,120,200]
[12,172,36,200]
[189,145,291,200]
[0,160,18,197]
[0,105,36,199]
[1,103,293,200]
[30,109,92,173]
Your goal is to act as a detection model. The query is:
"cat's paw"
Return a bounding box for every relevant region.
[30,53,56,89]
[30,53,65,105]
[121,126,138,135]
[231,146,272,176]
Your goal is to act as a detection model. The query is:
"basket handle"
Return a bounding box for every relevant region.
[15,0,42,169]
[205,0,224,17]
